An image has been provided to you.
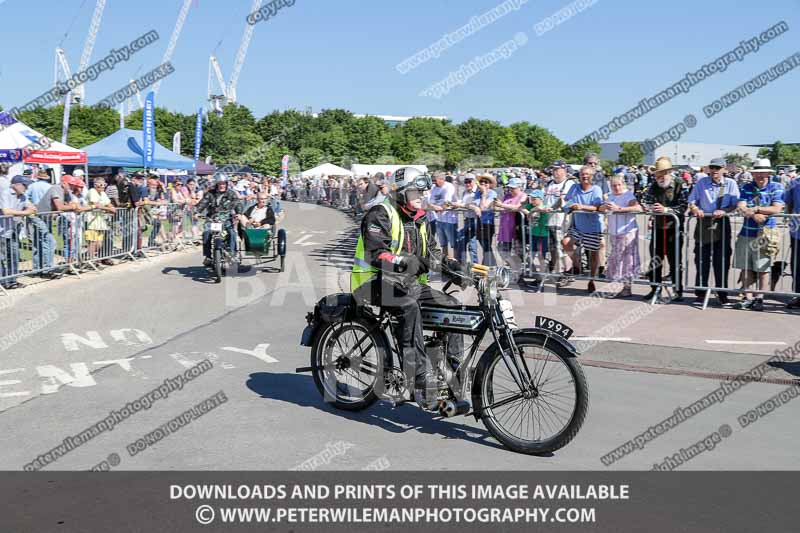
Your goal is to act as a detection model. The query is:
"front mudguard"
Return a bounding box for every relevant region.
[470,328,578,421]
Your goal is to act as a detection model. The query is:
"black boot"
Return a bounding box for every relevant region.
[642,287,661,301]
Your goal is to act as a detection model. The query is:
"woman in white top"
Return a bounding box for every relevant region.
[85,178,116,265]
[599,174,642,297]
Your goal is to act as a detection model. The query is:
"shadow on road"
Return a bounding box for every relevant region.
[306,228,359,273]
[161,265,220,284]
[768,361,800,378]
[246,371,511,453]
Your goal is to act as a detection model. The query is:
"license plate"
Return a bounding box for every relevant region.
[209,222,223,232]
[535,316,573,339]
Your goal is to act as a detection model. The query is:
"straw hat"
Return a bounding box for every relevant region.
[476,173,497,188]
[653,156,674,175]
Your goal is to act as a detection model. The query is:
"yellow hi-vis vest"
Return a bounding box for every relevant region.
[351,201,428,292]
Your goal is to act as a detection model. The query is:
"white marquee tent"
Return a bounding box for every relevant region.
[350,164,428,177]
[0,112,87,179]
[300,162,354,178]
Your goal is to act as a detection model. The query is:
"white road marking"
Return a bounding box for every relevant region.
[110,329,153,346]
[293,235,320,247]
[37,363,96,394]
[61,331,109,351]
[222,343,278,364]
[572,337,632,342]
[705,340,787,345]
[139,355,152,359]
[169,352,217,369]
[0,368,30,398]
[92,358,137,371]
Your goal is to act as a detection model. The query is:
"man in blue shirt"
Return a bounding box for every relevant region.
[475,174,498,266]
[687,157,740,305]
[562,166,604,293]
[733,163,784,311]
[1,176,36,289]
[25,169,52,205]
[785,176,800,309]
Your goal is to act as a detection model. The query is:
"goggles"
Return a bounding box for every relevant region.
[406,174,432,191]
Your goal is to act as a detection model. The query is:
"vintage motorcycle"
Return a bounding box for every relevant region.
[297,265,588,455]
[206,218,236,283]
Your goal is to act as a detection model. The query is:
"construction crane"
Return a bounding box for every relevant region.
[207,0,263,112]
[54,0,106,142]
[153,0,193,95]
[53,0,106,105]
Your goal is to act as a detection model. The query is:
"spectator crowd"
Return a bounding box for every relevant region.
[2,155,799,313]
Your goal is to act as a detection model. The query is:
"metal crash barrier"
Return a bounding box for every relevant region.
[683,213,800,309]
[1,204,206,294]
[1,211,82,290]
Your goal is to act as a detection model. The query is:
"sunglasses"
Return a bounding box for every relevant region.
[709,166,723,170]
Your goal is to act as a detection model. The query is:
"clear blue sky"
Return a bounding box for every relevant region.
[1,0,798,145]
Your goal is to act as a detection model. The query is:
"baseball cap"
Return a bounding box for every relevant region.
[463,175,474,182]
[11,175,33,187]
[507,177,523,189]
[550,160,568,170]
[527,189,544,199]
[709,157,727,168]
[73,168,85,178]
[60,174,75,184]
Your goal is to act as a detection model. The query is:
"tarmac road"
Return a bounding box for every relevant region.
[0,201,797,471]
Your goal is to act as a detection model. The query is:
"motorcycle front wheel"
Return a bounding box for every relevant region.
[473,333,588,455]
[310,318,386,411]
[213,248,223,283]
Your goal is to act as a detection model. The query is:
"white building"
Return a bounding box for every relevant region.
[600,142,762,167]
[310,113,448,127]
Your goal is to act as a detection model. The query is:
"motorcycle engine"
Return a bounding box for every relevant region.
[424,336,456,400]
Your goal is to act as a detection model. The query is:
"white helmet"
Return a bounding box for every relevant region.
[390,166,431,205]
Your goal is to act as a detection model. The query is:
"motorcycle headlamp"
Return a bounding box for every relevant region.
[488,276,499,303]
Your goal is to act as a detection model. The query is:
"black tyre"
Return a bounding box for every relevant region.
[213,248,223,283]
[277,229,287,256]
[310,317,386,411]
[473,332,588,455]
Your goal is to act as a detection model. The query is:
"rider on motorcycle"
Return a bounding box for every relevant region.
[351,166,465,407]
[195,174,243,267]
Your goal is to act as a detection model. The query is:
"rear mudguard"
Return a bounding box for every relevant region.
[470,328,578,421]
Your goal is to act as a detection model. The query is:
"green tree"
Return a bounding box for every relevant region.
[495,129,531,166]
[724,152,753,168]
[563,137,602,164]
[457,118,504,160]
[297,147,326,169]
[618,142,644,166]
[345,116,391,163]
